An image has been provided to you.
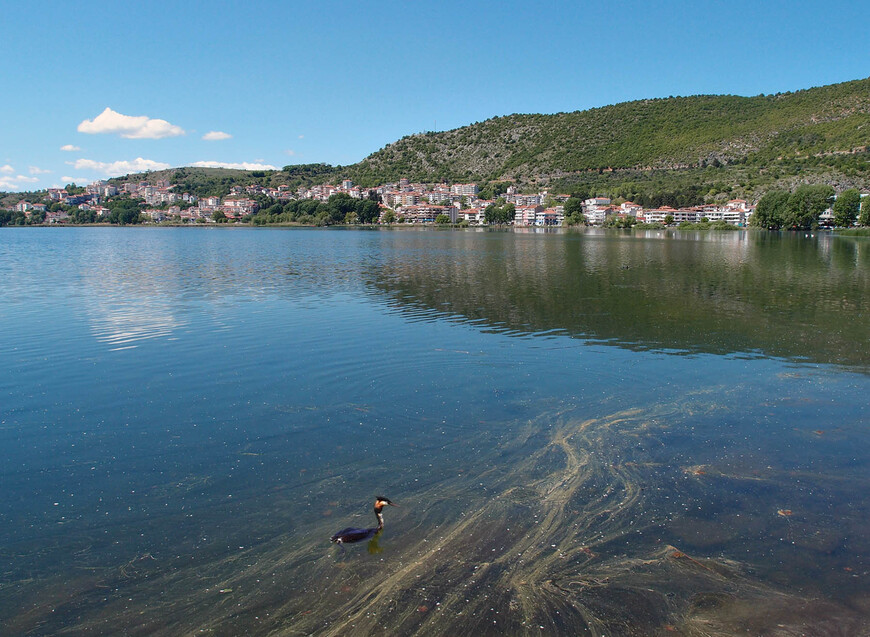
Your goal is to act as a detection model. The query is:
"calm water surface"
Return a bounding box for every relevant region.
[1,227,868,635]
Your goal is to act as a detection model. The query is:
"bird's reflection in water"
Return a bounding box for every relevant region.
[367,532,383,555]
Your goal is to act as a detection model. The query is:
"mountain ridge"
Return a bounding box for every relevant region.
[40,76,868,204]
[347,77,869,188]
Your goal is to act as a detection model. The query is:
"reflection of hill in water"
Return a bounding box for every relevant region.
[368,229,870,369]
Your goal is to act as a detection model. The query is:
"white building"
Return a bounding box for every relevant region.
[451,183,479,196]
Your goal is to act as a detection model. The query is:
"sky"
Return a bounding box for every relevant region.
[2,0,868,192]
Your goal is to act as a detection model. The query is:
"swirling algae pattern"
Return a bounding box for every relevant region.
[24,398,870,636]
[284,402,867,636]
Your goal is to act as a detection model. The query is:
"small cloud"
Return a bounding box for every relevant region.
[61,176,92,185]
[72,157,171,176]
[60,144,82,152]
[0,173,39,190]
[0,164,14,174]
[191,160,278,171]
[298,135,304,139]
[29,166,52,175]
[78,107,185,139]
[285,150,296,156]
[202,130,232,141]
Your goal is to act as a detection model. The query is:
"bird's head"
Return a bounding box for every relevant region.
[374,496,397,511]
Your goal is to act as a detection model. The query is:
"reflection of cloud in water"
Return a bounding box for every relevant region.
[88,301,183,350]
[77,240,186,349]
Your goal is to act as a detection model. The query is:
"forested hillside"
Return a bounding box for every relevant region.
[349,77,869,188]
[101,77,869,203]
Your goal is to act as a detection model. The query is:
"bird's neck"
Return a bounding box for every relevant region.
[375,510,384,531]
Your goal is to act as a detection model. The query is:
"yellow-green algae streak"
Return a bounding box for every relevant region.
[12,394,866,636]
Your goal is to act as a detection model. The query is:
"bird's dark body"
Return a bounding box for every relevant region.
[331,496,396,545]
[330,527,377,544]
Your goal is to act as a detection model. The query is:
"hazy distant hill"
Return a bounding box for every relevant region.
[101,77,869,202]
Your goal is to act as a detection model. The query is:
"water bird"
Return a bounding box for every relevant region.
[330,497,397,545]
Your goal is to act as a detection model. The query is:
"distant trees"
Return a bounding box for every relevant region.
[630,186,705,209]
[832,189,860,227]
[569,186,591,201]
[752,190,791,229]
[484,201,515,225]
[357,199,380,223]
[603,215,636,228]
[0,210,26,226]
[860,196,870,227]
[68,208,95,224]
[325,192,357,223]
[752,185,834,230]
[246,192,383,225]
[563,197,586,225]
[107,198,144,225]
[785,185,834,229]
[478,182,511,201]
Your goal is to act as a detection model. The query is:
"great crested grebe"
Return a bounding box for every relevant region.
[330,497,397,545]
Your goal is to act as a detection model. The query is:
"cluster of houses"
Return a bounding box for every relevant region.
[291,179,756,226]
[11,176,759,226]
[581,197,754,226]
[14,181,122,222]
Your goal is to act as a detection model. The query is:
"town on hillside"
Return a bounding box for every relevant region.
[3,175,773,228]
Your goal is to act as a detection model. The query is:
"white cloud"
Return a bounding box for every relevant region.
[285,149,296,156]
[0,173,40,191]
[72,157,171,176]
[29,166,52,175]
[78,107,185,139]
[60,144,82,152]
[191,160,279,171]
[298,135,304,139]
[202,130,232,141]
[61,176,92,185]
[1,164,14,174]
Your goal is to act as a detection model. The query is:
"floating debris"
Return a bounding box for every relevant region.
[683,465,708,476]
[777,509,793,517]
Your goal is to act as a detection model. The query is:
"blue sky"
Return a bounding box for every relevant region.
[2,0,867,191]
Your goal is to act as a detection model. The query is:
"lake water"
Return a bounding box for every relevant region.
[1,227,869,636]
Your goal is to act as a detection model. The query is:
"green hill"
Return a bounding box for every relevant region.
[349,77,870,188]
[109,77,869,202]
